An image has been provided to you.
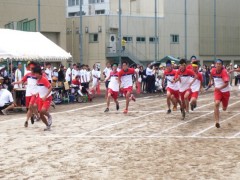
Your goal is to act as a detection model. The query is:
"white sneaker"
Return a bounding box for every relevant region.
[48,115,52,127]
[44,125,51,131]
[1,109,8,115]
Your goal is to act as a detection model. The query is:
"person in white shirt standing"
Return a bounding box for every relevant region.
[0,82,15,115]
[91,64,101,95]
[71,64,78,81]
[65,64,72,84]
[103,62,112,97]
[45,63,52,83]
[14,62,23,106]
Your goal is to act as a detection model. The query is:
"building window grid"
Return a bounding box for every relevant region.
[170,34,179,44]
[123,36,133,43]
[89,0,104,4]
[149,37,159,43]
[136,37,146,43]
[89,33,99,43]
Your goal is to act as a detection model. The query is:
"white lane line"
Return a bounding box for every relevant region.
[150,112,214,137]
[193,112,240,137]
[0,95,158,124]
[77,112,160,136]
[111,123,148,136]
[192,101,240,137]
[0,134,238,139]
[232,131,240,138]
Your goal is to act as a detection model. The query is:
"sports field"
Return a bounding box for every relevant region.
[1,88,240,179]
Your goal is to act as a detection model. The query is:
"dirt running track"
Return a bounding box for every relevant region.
[0,88,240,179]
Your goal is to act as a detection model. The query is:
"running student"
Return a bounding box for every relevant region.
[209,59,230,128]
[174,59,197,120]
[190,62,203,111]
[32,66,53,131]
[118,61,138,114]
[12,62,40,127]
[162,60,181,114]
[104,63,120,112]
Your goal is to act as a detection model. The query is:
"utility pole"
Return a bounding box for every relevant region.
[154,0,157,62]
[79,0,83,65]
[38,0,41,32]
[184,0,187,59]
[214,0,217,60]
[118,0,122,65]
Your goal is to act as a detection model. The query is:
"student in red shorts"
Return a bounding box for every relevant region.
[104,63,120,112]
[33,66,53,131]
[174,59,197,120]
[118,61,138,114]
[12,61,40,127]
[209,59,230,128]
[162,60,182,114]
[189,62,203,111]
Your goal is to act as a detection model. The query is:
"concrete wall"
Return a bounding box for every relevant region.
[0,0,67,50]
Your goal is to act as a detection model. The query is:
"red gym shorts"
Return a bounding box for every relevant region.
[25,95,37,108]
[108,88,119,100]
[191,91,199,99]
[38,96,52,111]
[180,89,192,101]
[167,87,179,100]
[121,86,133,96]
[214,90,230,108]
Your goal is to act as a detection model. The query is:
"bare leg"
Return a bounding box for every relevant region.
[184,91,191,113]
[40,109,49,126]
[166,91,171,110]
[214,100,220,128]
[125,91,131,110]
[106,93,111,108]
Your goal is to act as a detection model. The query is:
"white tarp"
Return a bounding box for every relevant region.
[0,29,72,61]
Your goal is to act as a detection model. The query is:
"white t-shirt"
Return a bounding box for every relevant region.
[86,71,91,83]
[22,73,38,97]
[0,89,14,107]
[65,68,72,82]
[80,69,87,83]
[14,69,22,89]
[71,69,78,80]
[92,69,101,87]
[103,67,112,81]
[45,68,52,81]
[146,67,153,76]
[108,71,119,92]
[53,71,58,78]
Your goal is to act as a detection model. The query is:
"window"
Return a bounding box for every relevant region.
[149,37,158,43]
[136,37,146,43]
[123,36,133,43]
[171,34,179,43]
[101,0,104,2]
[68,0,75,6]
[76,0,79,5]
[95,10,105,14]
[89,33,98,43]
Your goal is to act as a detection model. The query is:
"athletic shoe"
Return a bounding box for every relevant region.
[167,109,171,114]
[215,123,220,128]
[191,104,194,111]
[31,115,35,124]
[44,125,51,131]
[104,108,109,112]
[181,110,186,120]
[24,121,28,128]
[172,106,177,111]
[48,115,52,127]
[116,102,119,111]
[1,109,8,115]
[123,109,128,114]
[130,94,136,102]
[51,101,56,109]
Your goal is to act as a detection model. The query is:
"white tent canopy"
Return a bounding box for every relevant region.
[0,29,72,61]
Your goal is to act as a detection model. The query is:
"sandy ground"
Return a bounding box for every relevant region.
[0,87,240,179]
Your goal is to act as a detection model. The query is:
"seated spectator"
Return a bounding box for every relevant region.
[0,82,15,115]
